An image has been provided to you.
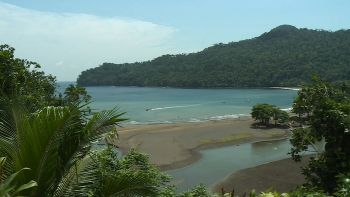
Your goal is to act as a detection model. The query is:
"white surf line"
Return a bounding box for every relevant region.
[149,102,214,111]
[150,104,201,111]
[281,107,293,111]
[270,87,301,91]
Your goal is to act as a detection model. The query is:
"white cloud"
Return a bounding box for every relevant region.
[0,3,178,81]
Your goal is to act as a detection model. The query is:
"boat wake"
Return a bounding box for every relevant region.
[148,102,212,111]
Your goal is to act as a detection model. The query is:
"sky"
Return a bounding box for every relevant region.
[1,1,349,82]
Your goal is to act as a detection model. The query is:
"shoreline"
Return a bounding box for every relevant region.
[114,117,292,171]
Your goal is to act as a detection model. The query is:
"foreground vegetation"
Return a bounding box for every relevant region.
[249,75,350,196]
[77,25,350,88]
[289,75,350,195]
[2,44,350,196]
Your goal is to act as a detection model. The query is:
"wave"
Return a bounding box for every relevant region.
[281,107,293,111]
[147,102,213,111]
[123,106,294,125]
[121,113,251,125]
[270,87,301,91]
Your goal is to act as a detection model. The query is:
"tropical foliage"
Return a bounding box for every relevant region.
[251,103,289,125]
[0,157,38,197]
[0,96,133,196]
[77,25,350,88]
[0,44,92,109]
[289,75,350,194]
[0,44,58,108]
[159,184,211,197]
[73,147,171,196]
[288,173,350,197]
[63,84,91,104]
[212,188,290,197]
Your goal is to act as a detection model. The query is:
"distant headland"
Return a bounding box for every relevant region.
[77,25,350,88]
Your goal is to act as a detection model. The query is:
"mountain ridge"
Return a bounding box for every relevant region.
[77,25,350,87]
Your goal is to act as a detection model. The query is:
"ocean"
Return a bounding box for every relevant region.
[57,81,298,125]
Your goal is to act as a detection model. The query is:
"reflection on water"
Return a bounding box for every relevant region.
[167,138,324,192]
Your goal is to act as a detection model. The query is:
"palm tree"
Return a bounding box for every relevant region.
[0,96,158,196]
[64,84,79,101]
[63,84,91,104]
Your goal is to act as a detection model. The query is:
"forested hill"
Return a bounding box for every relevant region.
[77,25,350,87]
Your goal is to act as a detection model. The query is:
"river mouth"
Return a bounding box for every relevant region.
[166,137,323,192]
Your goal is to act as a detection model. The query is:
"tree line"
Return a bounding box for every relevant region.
[77,25,350,88]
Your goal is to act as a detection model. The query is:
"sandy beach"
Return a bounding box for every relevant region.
[114,117,308,192]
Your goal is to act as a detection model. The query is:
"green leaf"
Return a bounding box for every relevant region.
[11,180,38,196]
[333,192,343,197]
[249,189,256,197]
[280,193,290,197]
[0,167,35,197]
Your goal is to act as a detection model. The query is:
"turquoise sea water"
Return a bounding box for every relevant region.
[57,81,297,125]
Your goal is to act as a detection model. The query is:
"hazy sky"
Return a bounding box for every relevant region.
[1,1,349,81]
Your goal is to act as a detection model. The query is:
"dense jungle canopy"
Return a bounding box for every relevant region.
[77,25,350,87]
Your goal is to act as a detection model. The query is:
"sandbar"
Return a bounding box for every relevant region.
[114,117,291,171]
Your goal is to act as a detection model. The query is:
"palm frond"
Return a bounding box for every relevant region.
[83,107,128,144]
[0,94,129,196]
[0,98,83,196]
[0,157,38,197]
[101,170,158,197]
[53,156,91,197]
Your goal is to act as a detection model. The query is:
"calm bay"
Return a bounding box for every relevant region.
[57,81,297,125]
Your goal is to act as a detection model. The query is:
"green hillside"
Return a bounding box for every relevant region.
[77,25,350,87]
